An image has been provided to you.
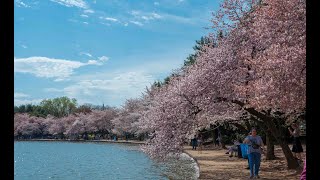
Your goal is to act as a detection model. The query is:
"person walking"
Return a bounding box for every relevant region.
[244,128,264,179]
[288,123,303,161]
[191,135,198,150]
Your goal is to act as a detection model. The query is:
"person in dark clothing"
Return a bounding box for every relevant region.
[214,136,220,147]
[288,123,303,161]
[191,135,198,150]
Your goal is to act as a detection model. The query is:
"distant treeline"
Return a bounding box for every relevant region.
[14,96,112,118]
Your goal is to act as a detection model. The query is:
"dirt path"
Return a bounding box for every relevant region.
[184,145,305,180]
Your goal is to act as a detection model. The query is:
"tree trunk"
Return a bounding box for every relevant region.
[232,123,248,132]
[266,130,276,160]
[231,99,300,169]
[212,128,217,146]
[252,112,299,169]
[264,118,299,169]
[244,119,252,132]
[221,142,227,149]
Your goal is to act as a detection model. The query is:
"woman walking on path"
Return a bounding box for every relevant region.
[288,123,303,161]
[244,128,264,179]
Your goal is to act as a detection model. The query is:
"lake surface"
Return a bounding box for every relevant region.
[14,141,198,180]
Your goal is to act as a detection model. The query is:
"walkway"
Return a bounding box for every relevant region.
[184,145,305,180]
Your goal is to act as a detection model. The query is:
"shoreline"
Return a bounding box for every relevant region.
[14,139,146,144]
[182,150,200,179]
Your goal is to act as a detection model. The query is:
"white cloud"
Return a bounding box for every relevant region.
[80,14,89,18]
[38,55,183,106]
[84,9,95,14]
[87,60,99,65]
[151,13,162,19]
[15,0,30,8]
[79,52,93,57]
[68,19,79,23]
[128,10,195,25]
[162,13,195,24]
[140,13,162,21]
[50,0,88,9]
[14,92,30,98]
[17,41,28,48]
[14,98,43,106]
[129,11,162,23]
[14,56,103,81]
[99,17,119,25]
[124,23,129,26]
[98,56,109,62]
[14,92,43,106]
[130,10,140,16]
[154,2,159,5]
[141,16,151,21]
[44,88,64,92]
[130,21,143,26]
[104,17,118,22]
[83,22,89,24]
[100,22,111,26]
[59,71,155,106]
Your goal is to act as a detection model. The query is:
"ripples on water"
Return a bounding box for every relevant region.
[14,142,197,180]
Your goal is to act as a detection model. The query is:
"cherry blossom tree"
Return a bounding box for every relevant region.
[86,109,117,138]
[65,113,89,139]
[47,116,66,139]
[14,113,29,138]
[14,114,42,139]
[142,0,305,169]
[210,0,305,168]
[12,0,305,169]
[112,99,144,139]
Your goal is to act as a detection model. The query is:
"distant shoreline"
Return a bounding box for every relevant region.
[14,139,146,144]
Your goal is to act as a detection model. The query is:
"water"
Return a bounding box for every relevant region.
[14,141,198,180]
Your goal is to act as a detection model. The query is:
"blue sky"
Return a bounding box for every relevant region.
[14,0,221,107]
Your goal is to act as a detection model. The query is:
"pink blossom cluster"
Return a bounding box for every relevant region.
[141,0,305,159]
